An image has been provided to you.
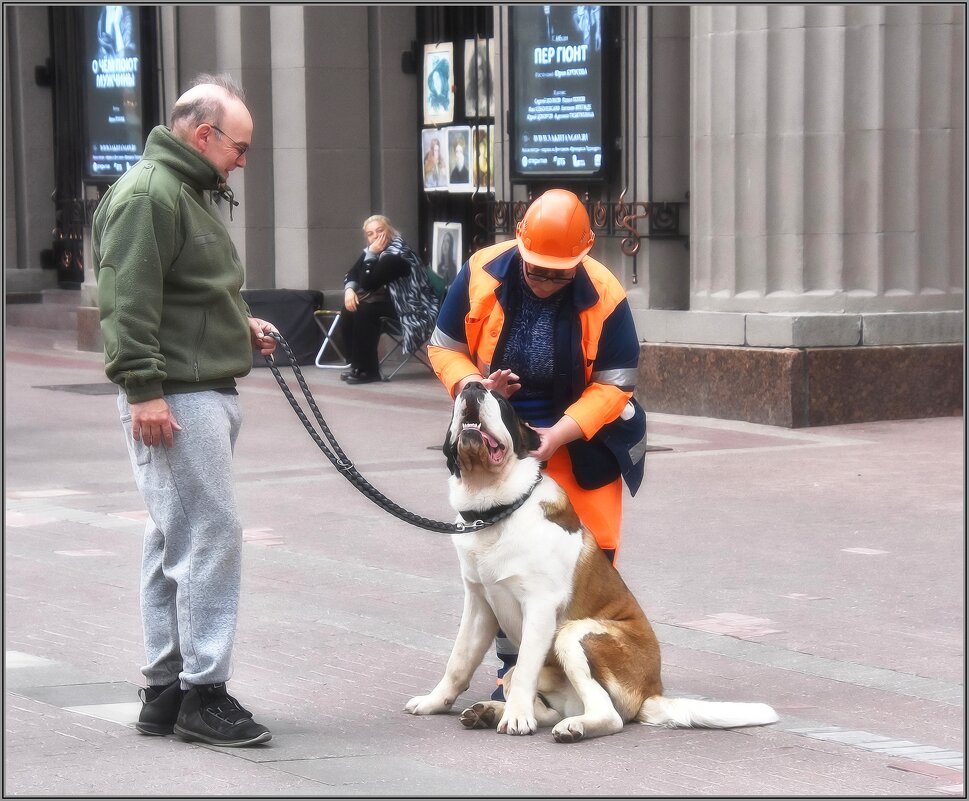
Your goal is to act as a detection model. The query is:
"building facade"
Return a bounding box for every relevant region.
[5,4,964,426]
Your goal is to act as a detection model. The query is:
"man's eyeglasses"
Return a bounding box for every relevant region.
[207,123,248,157]
[525,265,576,284]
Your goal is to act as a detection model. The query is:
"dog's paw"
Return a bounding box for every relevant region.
[497,705,538,736]
[404,694,453,715]
[459,701,503,729]
[551,717,585,743]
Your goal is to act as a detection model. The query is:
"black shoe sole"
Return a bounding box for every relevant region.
[136,721,175,736]
[173,723,272,747]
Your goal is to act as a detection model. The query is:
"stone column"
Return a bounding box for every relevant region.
[269,5,310,289]
[691,5,965,315]
[639,5,963,426]
[173,6,265,284]
[642,5,691,310]
[273,6,377,292]
[212,6,248,272]
[5,6,57,288]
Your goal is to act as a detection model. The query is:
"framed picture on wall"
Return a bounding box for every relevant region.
[464,38,495,118]
[472,124,494,192]
[423,42,454,125]
[432,221,462,287]
[446,125,473,193]
[421,128,449,191]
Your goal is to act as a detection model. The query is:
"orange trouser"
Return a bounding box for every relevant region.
[545,447,624,555]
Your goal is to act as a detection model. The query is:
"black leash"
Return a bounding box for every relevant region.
[263,332,538,534]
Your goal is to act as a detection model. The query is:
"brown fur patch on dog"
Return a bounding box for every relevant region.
[583,629,663,719]
[540,496,582,532]
[553,534,665,718]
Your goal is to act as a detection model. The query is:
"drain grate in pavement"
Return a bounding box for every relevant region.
[35,383,118,395]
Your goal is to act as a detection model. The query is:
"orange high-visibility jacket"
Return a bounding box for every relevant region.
[428,240,646,496]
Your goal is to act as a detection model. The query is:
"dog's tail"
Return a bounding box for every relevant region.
[637,695,779,729]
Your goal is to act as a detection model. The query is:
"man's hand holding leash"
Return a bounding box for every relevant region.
[249,317,279,357]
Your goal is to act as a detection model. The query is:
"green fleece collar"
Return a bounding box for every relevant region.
[143,126,239,218]
[143,125,224,192]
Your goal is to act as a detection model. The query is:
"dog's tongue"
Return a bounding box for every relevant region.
[479,430,499,450]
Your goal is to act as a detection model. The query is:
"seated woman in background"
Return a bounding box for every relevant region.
[338,215,439,384]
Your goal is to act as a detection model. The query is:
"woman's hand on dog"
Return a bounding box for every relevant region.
[483,369,521,398]
[457,369,522,398]
[528,415,583,462]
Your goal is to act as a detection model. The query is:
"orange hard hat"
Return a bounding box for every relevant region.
[516,189,595,270]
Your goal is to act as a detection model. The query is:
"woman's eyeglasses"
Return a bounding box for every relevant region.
[207,123,248,157]
[525,265,575,284]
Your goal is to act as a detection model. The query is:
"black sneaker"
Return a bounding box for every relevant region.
[136,680,185,735]
[173,683,271,747]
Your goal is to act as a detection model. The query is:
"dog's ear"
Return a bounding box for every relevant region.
[443,427,460,477]
[520,421,542,454]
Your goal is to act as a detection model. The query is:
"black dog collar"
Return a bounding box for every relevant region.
[456,476,542,530]
[457,499,520,525]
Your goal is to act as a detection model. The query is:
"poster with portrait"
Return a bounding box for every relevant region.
[421,128,449,191]
[464,38,495,118]
[432,221,462,287]
[446,126,473,193]
[83,5,145,178]
[472,124,495,192]
[423,43,454,125]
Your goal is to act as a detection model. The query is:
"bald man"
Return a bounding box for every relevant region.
[93,73,276,747]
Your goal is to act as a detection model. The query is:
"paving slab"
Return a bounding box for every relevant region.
[3,325,964,797]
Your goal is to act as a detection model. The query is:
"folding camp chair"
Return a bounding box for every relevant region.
[312,309,350,369]
[378,317,434,380]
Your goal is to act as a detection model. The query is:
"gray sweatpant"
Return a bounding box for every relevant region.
[118,389,243,689]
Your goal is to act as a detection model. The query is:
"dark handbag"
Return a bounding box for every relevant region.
[567,398,647,495]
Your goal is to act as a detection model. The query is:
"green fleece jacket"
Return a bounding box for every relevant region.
[92,125,253,403]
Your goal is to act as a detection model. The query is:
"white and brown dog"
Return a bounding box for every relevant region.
[404,382,778,742]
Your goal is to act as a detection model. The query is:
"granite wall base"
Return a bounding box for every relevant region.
[638,343,964,428]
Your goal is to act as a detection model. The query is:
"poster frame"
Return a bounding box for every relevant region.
[463,37,495,119]
[421,128,450,191]
[446,125,474,193]
[471,124,494,192]
[423,42,455,125]
[507,4,617,184]
[431,221,462,287]
[82,4,148,180]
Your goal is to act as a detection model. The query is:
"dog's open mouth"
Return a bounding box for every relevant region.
[461,422,506,464]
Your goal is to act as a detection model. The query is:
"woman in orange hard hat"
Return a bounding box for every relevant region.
[428,188,647,699]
